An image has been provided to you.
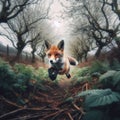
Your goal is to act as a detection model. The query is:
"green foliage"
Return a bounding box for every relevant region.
[90,60,110,74]
[99,70,120,92]
[113,71,120,88]
[73,60,120,120]
[82,110,105,120]
[110,59,120,70]
[71,67,91,85]
[76,89,120,120]
[0,58,50,94]
[75,67,90,77]
[0,60,15,91]
[35,67,48,81]
[14,64,34,80]
[99,70,116,88]
[63,97,74,104]
[72,76,91,86]
[76,89,120,108]
[13,73,28,92]
[13,64,36,92]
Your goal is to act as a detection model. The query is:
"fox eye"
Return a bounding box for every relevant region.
[55,53,60,57]
[48,53,51,57]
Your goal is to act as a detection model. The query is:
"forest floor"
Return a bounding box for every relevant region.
[0,58,86,120]
[0,78,84,120]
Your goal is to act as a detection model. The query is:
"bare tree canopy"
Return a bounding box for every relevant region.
[0,0,39,23]
[61,0,120,58]
[0,0,54,62]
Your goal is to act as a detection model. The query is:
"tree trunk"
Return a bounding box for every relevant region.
[116,41,120,50]
[84,53,88,62]
[9,49,22,65]
[15,49,22,61]
[95,47,102,58]
[31,50,36,63]
[7,45,9,60]
[41,56,45,63]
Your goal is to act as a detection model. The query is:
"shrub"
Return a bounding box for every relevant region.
[75,67,90,77]
[76,89,120,108]
[36,67,49,81]
[110,59,120,70]
[99,70,120,92]
[90,60,110,74]
[13,73,28,92]
[0,61,15,91]
[76,89,120,120]
[71,76,91,86]
[14,64,34,80]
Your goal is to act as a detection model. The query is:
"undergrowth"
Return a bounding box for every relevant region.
[1,57,120,120]
[70,59,120,120]
[0,58,49,98]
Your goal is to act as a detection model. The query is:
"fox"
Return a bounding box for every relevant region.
[45,40,78,80]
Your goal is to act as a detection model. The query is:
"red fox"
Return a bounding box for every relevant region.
[45,40,78,80]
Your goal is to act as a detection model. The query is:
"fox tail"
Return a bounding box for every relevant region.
[68,56,78,66]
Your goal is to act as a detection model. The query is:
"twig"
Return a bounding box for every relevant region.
[72,103,85,114]
[78,113,83,120]
[0,106,47,119]
[0,108,25,119]
[43,110,63,119]
[0,96,23,108]
[67,112,74,120]
[11,113,44,120]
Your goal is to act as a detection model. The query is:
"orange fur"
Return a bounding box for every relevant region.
[45,40,78,79]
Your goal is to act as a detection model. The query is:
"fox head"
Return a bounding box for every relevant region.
[45,40,64,64]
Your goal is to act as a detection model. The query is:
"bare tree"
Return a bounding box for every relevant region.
[70,37,89,63]
[37,43,46,62]
[0,0,38,23]
[0,0,53,62]
[30,30,42,63]
[62,0,120,58]
[6,9,40,61]
[83,0,120,57]
[104,0,120,20]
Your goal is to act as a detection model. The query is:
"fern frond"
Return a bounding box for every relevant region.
[99,70,116,82]
[99,70,120,91]
[76,89,120,108]
[113,71,120,86]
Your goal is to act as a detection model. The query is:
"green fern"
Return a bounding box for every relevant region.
[82,110,105,120]
[0,63,15,91]
[113,71,120,92]
[75,67,90,77]
[113,71,120,86]
[99,70,116,88]
[71,76,91,86]
[36,67,48,81]
[90,60,110,74]
[110,59,120,70]
[76,89,120,108]
[100,70,120,92]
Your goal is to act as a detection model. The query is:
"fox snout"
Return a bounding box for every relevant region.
[50,60,53,64]
[49,56,60,64]
[49,59,58,64]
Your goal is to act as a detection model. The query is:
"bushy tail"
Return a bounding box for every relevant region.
[68,56,78,66]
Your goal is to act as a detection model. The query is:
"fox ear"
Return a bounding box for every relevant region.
[57,40,64,50]
[45,40,51,50]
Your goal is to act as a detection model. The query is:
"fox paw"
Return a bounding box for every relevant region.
[48,68,58,80]
[66,74,71,79]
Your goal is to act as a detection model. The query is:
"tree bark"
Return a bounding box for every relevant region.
[95,47,102,58]
[31,50,36,63]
